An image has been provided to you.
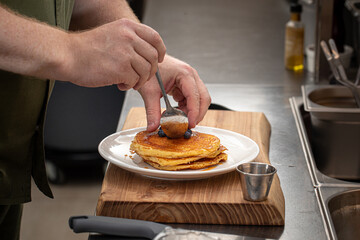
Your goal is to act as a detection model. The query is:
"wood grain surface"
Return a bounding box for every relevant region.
[96,108,285,225]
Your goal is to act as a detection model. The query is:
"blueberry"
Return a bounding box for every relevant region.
[158,128,166,137]
[184,129,192,139]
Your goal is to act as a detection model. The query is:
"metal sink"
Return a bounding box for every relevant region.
[318,187,360,240]
[327,189,360,240]
[301,85,360,181]
[290,94,360,240]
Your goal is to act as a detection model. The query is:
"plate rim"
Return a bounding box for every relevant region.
[98,126,260,180]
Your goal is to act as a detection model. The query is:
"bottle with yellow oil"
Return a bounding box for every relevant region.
[284,2,304,71]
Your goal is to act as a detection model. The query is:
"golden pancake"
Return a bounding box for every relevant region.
[144,153,228,171]
[140,145,227,167]
[130,130,221,159]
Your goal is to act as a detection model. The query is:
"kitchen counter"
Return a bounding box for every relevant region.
[95,0,329,239]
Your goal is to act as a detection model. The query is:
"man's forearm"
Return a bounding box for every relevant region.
[0,1,166,89]
[0,1,143,82]
[0,5,70,80]
[70,0,140,31]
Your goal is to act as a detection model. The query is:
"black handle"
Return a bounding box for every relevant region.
[69,216,167,239]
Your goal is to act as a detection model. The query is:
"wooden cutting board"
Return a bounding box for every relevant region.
[96,107,285,225]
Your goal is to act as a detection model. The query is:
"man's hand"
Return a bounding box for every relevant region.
[63,19,166,90]
[138,55,211,131]
[0,1,210,131]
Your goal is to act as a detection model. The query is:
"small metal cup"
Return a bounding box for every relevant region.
[236,162,277,201]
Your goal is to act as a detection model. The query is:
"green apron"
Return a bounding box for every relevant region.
[0,0,74,205]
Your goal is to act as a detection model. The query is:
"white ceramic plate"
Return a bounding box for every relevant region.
[98,126,259,180]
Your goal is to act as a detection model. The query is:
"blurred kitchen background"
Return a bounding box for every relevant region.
[20,0,360,239]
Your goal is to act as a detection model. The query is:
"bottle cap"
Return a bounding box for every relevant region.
[290,3,302,13]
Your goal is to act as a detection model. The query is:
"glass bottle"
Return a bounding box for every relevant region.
[284,3,304,71]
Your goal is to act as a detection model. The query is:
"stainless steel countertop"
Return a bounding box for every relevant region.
[112,0,327,239]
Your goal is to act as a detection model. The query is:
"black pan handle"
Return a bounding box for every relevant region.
[69,215,167,239]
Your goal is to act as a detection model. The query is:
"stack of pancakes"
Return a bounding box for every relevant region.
[130,130,227,171]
